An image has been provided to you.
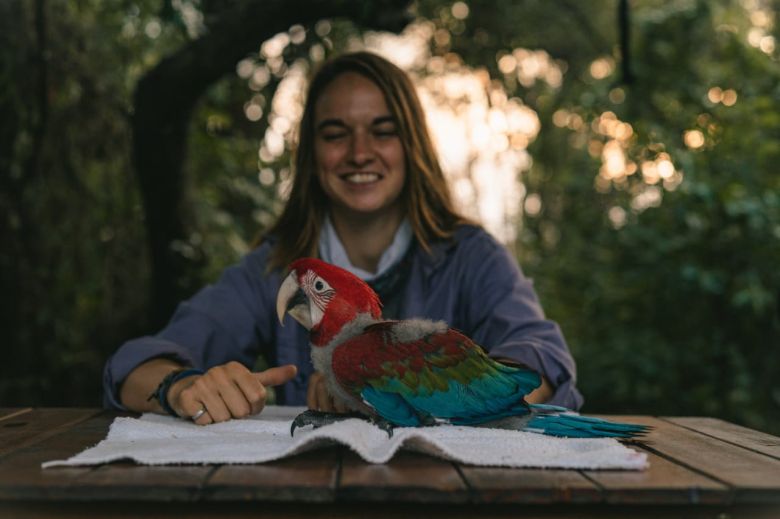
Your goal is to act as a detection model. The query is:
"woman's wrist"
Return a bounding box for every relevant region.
[120,358,184,412]
[165,371,204,417]
[147,368,205,417]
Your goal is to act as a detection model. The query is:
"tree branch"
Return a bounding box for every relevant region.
[619,0,633,84]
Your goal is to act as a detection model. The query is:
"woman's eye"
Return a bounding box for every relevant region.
[374,128,397,138]
[321,132,346,141]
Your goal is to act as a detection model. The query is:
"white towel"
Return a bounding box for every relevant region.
[42,406,647,470]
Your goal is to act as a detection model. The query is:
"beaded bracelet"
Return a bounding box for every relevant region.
[147,368,205,417]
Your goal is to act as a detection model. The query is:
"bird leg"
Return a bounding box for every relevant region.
[290,409,395,437]
[367,415,395,437]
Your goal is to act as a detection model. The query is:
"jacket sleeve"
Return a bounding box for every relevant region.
[102,243,279,410]
[457,230,584,410]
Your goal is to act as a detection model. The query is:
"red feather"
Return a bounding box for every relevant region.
[331,322,474,389]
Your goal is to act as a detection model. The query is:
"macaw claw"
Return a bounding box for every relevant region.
[368,415,395,437]
[290,409,363,436]
[290,409,395,437]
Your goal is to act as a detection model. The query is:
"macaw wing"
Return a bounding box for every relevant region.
[331,320,541,426]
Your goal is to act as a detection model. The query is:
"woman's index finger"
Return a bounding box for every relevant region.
[254,364,298,387]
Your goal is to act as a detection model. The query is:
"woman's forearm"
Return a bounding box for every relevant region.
[119,357,184,413]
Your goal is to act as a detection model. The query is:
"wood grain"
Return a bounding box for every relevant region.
[338,450,469,502]
[597,416,780,503]
[459,466,601,504]
[205,447,340,502]
[3,501,780,519]
[584,447,729,504]
[0,408,32,422]
[0,413,112,500]
[0,408,103,458]
[72,461,213,501]
[664,417,780,460]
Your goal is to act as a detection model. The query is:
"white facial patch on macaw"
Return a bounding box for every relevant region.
[300,269,334,328]
[276,269,335,330]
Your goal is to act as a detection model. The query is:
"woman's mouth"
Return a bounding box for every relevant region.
[341,172,381,184]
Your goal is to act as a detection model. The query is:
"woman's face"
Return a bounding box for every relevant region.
[313,72,406,221]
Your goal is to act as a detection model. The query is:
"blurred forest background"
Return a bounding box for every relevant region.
[2,0,779,434]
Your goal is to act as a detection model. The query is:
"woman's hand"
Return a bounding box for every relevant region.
[493,357,554,404]
[307,371,349,413]
[168,362,297,425]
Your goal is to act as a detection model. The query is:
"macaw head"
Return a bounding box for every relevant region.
[276,258,382,347]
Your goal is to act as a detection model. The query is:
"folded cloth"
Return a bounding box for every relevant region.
[42,406,647,470]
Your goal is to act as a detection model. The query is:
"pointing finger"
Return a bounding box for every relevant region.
[255,364,298,387]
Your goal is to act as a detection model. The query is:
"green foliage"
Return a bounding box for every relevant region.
[495,1,780,432]
[0,0,188,405]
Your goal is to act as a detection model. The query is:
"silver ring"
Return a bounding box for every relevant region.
[190,406,207,421]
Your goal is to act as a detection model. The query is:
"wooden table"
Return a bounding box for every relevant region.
[0,408,779,518]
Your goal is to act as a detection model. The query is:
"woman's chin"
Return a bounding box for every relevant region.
[332,199,403,220]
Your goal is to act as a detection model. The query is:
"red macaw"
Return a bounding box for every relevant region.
[277,257,647,438]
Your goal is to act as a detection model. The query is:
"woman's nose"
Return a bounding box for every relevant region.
[348,132,374,166]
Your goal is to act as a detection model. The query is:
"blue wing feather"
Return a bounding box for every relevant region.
[360,386,423,426]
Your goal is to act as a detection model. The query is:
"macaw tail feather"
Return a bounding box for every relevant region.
[524,405,650,439]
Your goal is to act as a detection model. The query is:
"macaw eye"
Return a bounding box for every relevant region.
[302,271,331,295]
[313,277,333,293]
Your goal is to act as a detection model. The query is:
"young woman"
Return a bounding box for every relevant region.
[105,52,582,425]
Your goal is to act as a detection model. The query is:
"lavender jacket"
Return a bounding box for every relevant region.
[103,225,584,410]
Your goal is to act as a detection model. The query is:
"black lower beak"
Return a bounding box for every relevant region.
[286,287,307,313]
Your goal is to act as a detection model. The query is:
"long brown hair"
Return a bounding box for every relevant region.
[264,51,470,271]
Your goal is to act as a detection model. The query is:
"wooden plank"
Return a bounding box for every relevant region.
[459,466,601,504]
[0,409,217,502]
[664,417,780,461]
[205,447,340,502]
[0,412,113,500]
[3,501,780,519]
[0,408,104,458]
[338,451,469,503]
[0,408,32,422]
[72,461,213,501]
[584,447,730,504]
[598,416,780,504]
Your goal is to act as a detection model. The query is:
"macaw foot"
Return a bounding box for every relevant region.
[290,409,364,436]
[367,415,395,437]
[290,409,395,437]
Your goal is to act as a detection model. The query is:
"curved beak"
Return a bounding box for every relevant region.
[276,271,312,329]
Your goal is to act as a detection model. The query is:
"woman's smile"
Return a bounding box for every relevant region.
[340,172,382,184]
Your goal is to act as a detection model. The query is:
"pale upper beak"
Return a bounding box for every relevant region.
[276,271,312,329]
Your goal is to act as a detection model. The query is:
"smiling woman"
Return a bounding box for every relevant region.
[104,52,580,427]
[266,52,468,274]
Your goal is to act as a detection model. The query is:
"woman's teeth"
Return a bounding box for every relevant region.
[344,173,380,184]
